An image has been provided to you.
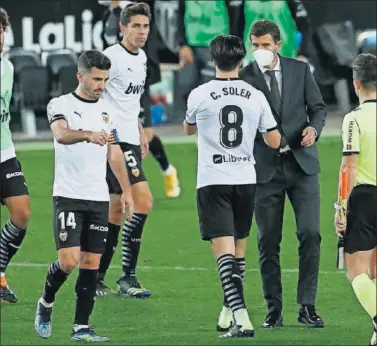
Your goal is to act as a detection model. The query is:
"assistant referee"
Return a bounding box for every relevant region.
[334,53,377,346]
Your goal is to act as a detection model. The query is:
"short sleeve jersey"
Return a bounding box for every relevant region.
[342,99,376,186]
[186,78,277,189]
[47,92,118,201]
[102,43,147,145]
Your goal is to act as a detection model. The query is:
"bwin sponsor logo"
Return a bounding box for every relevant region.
[125,82,144,95]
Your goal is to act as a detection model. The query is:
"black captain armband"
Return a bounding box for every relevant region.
[49,114,66,125]
[108,129,120,144]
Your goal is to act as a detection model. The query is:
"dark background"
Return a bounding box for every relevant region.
[2,0,376,63]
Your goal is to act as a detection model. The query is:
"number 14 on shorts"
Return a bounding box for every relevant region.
[58,212,77,230]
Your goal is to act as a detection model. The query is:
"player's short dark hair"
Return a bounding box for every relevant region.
[0,7,10,31]
[77,50,111,75]
[250,20,281,43]
[353,53,377,91]
[210,35,246,72]
[120,2,151,26]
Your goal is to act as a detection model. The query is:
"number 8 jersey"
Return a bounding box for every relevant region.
[186,78,277,189]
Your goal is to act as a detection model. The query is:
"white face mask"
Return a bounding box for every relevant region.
[253,49,275,67]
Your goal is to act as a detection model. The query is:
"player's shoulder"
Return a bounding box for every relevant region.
[188,83,208,103]
[47,93,72,112]
[103,43,121,56]
[342,109,357,126]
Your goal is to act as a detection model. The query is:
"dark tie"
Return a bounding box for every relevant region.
[265,70,282,115]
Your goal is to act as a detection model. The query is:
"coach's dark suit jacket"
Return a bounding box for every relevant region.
[240,56,327,183]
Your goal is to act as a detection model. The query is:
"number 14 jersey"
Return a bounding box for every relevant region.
[186,78,277,189]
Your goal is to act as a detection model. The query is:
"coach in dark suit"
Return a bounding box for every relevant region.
[240,20,327,328]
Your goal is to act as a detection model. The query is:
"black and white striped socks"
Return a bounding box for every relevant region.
[223,257,246,307]
[217,254,251,327]
[121,213,147,277]
[217,254,246,313]
[0,220,26,273]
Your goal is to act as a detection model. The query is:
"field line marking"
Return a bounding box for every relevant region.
[15,133,340,152]
[10,262,343,274]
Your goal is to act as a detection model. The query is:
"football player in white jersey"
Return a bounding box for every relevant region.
[96,2,153,298]
[184,35,281,338]
[34,50,134,343]
[0,8,31,304]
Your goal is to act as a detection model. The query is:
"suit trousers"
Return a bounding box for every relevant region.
[255,151,321,313]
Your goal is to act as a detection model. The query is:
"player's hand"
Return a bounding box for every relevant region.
[179,45,194,68]
[334,211,346,238]
[140,134,149,160]
[121,189,134,220]
[301,127,316,147]
[89,130,109,146]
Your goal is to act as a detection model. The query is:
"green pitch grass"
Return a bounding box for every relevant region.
[0,138,372,345]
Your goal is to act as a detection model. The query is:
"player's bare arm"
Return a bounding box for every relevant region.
[107,144,135,218]
[50,119,108,146]
[261,129,281,149]
[183,121,197,136]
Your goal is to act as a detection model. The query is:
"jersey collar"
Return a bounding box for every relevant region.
[215,78,240,81]
[71,92,99,103]
[362,99,377,104]
[118,42,139,56]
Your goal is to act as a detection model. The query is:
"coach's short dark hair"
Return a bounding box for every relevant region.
[250,20,281,43]
[0,7,10,31]
[353,53,377,91]
[210,35,246,72]
[78,50,111,74]
[120,2,151,26]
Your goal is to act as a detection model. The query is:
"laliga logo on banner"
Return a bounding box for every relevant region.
[20,10,103,53]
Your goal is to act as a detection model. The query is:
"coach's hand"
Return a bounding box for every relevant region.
[121,189,135,220]
[179,45,194,68]
[89,130,109,146]
[140,133,149,160]
[334,211,346,238]
[301,127,316,147]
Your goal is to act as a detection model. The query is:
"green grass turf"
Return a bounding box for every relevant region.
[0,139,373,345]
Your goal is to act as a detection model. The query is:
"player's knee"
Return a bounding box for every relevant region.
[109,209,123,225]
[80,252,101,269]
[59,258,78,273]
[135,193,153,214]
[109,199,123,224]
[11,206,31,230]
[58,249,79,273]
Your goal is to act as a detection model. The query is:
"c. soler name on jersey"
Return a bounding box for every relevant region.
[210,87,252,101]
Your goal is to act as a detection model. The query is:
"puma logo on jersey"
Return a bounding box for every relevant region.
[125,82,144,95]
